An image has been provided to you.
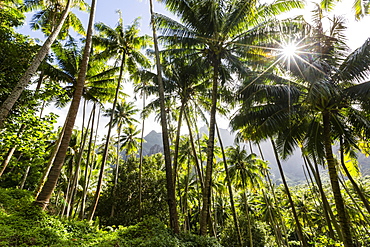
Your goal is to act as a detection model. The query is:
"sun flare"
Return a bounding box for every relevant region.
[282,43,298,58]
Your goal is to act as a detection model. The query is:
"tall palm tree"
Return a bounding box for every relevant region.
[88,15,151,221]
[0,0,74,127]
[156,0,303,235]
[119,124,141,158]
[232,8,370,246]
[149,0,180,233]
[34,0,97,209]
[45,38,117,106]
[104,101,139,217]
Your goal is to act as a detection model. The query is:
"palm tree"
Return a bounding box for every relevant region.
[232,7,370,246]
[119,124,141,158]
[104,102,139,217]
[0,0,74,127]
[34,0,97,209]
[33,37,116,198]
[45,38,117,106]
[156,0,303,235]
[319,0,370,20]
[149,0,180,233]
[88,15,151,221]
[22,0,87,38]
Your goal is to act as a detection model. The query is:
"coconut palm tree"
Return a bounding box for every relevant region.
[0,0,74,127]
[22,0,87,38]
[88,15,151,221]
[232,7,370,246]
[34,0,97,209]
[149,0,180,233]
[44,38,117,106]
[103,100,139,217]
[156,0,303,234]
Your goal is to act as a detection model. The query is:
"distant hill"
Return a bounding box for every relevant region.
[141,128,370,184]
[142,130,164,156]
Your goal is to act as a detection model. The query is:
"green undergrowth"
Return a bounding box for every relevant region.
[0,188,221,246]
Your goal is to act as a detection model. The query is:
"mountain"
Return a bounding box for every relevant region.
[141,128,370,184]
[142,130,164,156]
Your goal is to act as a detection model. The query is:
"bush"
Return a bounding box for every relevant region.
[0,192,222,247]
[115,217,221,247]
[220,215,270,247]
[0,188,33,213]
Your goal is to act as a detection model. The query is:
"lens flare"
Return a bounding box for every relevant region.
[282,43,298,58]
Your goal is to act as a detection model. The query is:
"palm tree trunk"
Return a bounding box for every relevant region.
[88,53,125,221]
[0,146,17,177]
[67,108,91,217]
[184,111,204,188]
[323,112,354,247]
[0,0,72,128]
[66,163,80,217]
[200,63,219,236]
[35,119,66,198]
[79,103,97,219]
[149,0,179,234]
[304,155,342,241]
[216,123,242,246]
[19,165,31,190]
[34,0,97,209]
[339,137,370,215]
[138,91,146,220]
[182,157,191,231]
[173,101,185,187]
[110,125,121,218]
[271,139,308,247]
[339,177,370,228]
[243,191,253,247]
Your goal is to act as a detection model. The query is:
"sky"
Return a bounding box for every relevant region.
[17,0,370,136]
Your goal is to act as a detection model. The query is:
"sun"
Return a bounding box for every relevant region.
[281,42,298,58]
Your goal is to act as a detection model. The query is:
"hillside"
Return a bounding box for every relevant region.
[141,128,370,184]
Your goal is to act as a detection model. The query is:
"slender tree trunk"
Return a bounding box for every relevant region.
[34,0,97,209]
[61,167,73,217]
[173,101,185,187]
[182,157,191,231]
[0,0,72,128]
[259,146,290,246]
[0,124,25,177]
[67,109,91,217]
[200,62,219,235]
[184,111,204,188]
[19,166,31,190]
[323,112,354,247]
[149,0,179,233]
[243,191,253,247]
[0,147,17,177]
[66,163,80,217]
[79,103,96,219]
[216,124,242,246]
[271,139,308,247]
[339,137,370,215]
[35,121,66,198]
[88,54,125,221]
[304,155,342,241]
[138,91,146,220]
[339,177,370,228]
[110,125,121,218]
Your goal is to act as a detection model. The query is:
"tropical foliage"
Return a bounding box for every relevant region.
[1,0,370,246]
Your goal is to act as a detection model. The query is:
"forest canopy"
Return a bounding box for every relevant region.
[1,0,370,246]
